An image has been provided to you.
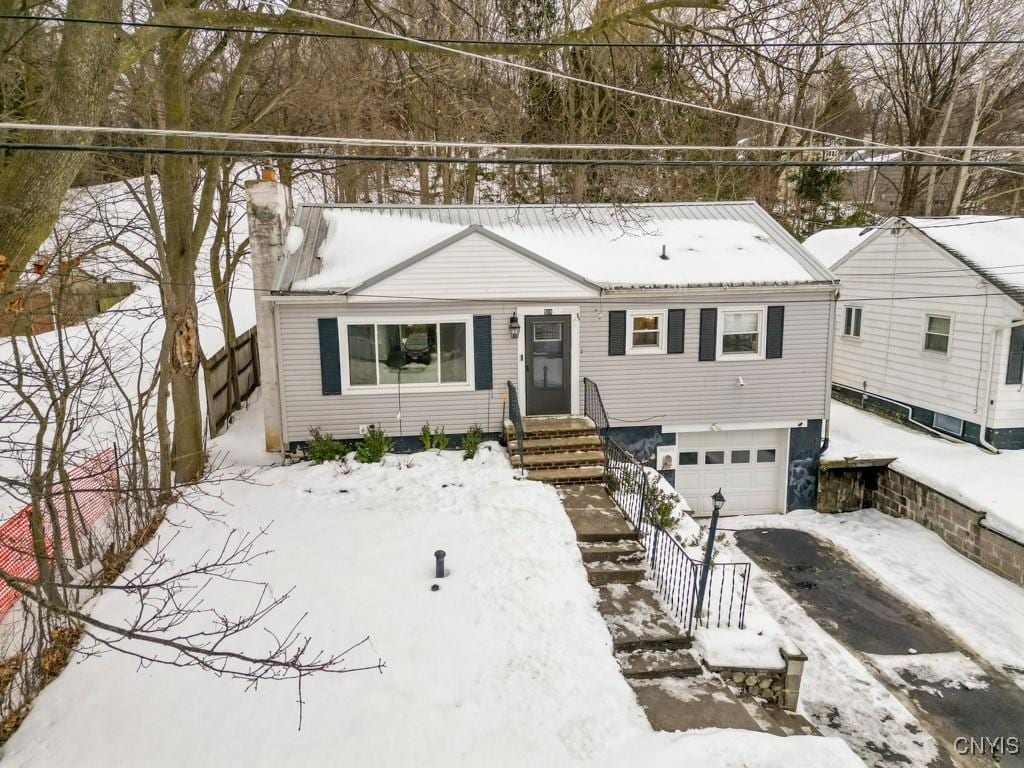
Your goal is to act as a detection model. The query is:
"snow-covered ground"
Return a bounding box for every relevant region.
[825,400,1024,543]
[728,508,1024,693]
[1,400,863,767]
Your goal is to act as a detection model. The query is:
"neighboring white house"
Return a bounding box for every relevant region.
[247,183,838,514]
[804,216,1024,450]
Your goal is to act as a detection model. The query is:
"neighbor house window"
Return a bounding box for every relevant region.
[343,318,471,389]
[843,306,863,337]
[718,307,765,358]
[924,314,952,355]
[626,310,667,354]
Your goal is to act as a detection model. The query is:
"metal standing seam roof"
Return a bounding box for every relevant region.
[274,201,837,292]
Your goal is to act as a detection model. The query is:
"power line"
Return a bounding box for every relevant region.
[6,122,1024,155]
[270,2,1024,180]
[6,141,1024,167]
[5,13,1024,50]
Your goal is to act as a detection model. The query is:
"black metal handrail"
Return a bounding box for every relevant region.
[506,380,526,471]
[582,377,609,439]
[605,437,750,635]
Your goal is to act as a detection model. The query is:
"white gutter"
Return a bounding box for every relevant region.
[979,318,1024,454]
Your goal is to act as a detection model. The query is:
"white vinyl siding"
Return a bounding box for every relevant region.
[348,231,597,301]
[274,288,833,445]
[830,226,1024,430]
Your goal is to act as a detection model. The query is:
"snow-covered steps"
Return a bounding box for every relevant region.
[577,540,645,564]
[560,485,639,542]
[525,465,605,485]
[596,583,691,651]
[585,560,646,586]
[519,415,597,437]
[616,648,702,680]
[507,434,603,455]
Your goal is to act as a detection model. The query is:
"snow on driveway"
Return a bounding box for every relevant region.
[825,400,1024,544]
[728,509,1024,692]
[1,404,862,767]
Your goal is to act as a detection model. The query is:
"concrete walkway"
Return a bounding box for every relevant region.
[560,485,817,738]
[737,528,1024,768]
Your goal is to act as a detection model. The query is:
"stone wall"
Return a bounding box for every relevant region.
[818,461,1024,587]
[873,469,1024,588]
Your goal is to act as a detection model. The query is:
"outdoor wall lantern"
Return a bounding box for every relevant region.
[509,311,521,339]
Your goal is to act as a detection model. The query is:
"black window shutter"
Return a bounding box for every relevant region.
[698,308,717,361]
[608,311,626,355]
[318,318,342,395]
[1007,324,1024,385]
[766,306,785,359]
[473,315,493,390]
[667,309,685,354]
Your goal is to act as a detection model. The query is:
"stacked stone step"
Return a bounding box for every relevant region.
[507,417,606,485]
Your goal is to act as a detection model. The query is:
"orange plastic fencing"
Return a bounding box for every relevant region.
[0,448,119,617]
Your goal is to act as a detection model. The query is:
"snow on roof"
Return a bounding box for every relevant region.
[905,215,1024,302]
[286,203,830,292]
[802,227,875,268]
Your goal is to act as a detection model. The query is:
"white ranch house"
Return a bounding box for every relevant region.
[804,216,1024,450]
[247,183,838,515]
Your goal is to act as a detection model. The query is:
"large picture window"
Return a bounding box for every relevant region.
[343,318,471,390]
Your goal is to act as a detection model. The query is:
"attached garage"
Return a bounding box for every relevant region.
[669,428,788,516]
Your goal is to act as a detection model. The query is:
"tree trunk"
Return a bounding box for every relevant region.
[0,0,123,291]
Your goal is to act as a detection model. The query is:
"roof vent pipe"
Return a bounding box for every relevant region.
[660,244,669,260]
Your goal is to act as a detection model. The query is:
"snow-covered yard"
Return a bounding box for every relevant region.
[0,401,862,767]
[825,400,1024,543]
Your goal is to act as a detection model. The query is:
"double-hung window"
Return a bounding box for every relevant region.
[843,306,863,338]
[626,310,667,354]
[343,317,473,390]
[923,314,952,355]
[718,307,765,359]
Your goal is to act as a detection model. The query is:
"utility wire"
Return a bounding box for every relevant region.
[5,122,1024,155]
[270,2,1024,179]
[5,13,1024,50]
[4,142,1024,167]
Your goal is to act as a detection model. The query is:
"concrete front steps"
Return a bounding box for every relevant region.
[505,416,605,485]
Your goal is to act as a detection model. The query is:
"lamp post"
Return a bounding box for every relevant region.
[694,489,726,627]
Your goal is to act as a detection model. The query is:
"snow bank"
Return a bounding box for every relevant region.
[802,227,875,267]
[2,410,864,766]
[298,208,817,290]
[825,401,1024,544]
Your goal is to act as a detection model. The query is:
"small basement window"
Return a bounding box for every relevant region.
[718,307,765,359]
[843,306,863,337]
[626,310,667,354]
[924,314,952,354]
[933,413,964,436]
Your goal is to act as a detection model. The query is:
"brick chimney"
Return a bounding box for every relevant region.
[245,178,291,452]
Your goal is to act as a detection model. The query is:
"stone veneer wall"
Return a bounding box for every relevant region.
[820,464,1024,588]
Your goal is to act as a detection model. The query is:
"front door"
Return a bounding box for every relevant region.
[524,315,572,415]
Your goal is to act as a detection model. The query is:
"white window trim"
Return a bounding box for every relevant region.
[626,309,668,355]
[922,312,954,358]
[338,314,475,394]
[716,305,767,361]
[842,305,863,339]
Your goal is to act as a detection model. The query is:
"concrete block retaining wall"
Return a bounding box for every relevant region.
[818,463,1024,588]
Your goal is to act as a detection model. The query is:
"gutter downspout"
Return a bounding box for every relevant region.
[821,285,840,453]
[979,318,1024,454]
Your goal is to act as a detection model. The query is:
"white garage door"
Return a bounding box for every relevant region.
[673,429,787,517]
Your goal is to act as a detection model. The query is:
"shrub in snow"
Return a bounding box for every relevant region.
[644,483,681,529]
[418,423,449,452]
[355,425,393,464]
[307,428,348,464]
[462,424,484,460]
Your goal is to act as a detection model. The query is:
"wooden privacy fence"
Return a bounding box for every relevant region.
[0,448,119,618]
[202,325,260,438]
